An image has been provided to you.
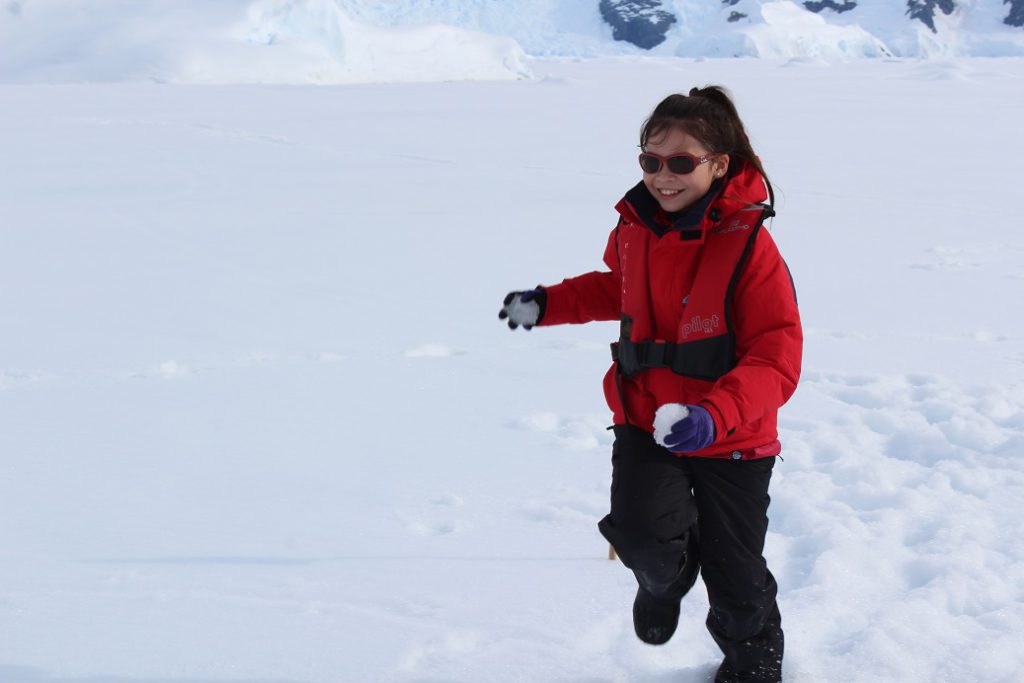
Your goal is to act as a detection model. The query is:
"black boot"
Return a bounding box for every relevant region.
[632,586,681,645]
[714,657,782,683]
[715,660,739,683]
[711,619,784,683]
[629,531,700,645]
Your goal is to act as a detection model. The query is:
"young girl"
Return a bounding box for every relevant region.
[499,86,802,683]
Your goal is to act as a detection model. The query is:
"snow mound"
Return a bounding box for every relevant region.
[337,0,625,57]
[233,0,530,84]
[674,1,893,58]
[404,344,459,359]
[0,0,530,84]
[743,1,893,58]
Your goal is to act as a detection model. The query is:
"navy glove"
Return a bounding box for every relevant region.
[662,405,716,453]
[498,287,546,330]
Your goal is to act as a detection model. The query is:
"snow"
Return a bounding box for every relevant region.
[738,1,894,59]
[404,343,460,359]
[2,0,1024,86]
[654,403,691,447]
[0,0,530,84]
[2,52,1024,682]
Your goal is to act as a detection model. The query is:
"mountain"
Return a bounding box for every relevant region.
[1,0,1022,85]
[599,0,678,48]
[1006,0,1024,26]
[606,0,1024,57]
[338,0,1024,58]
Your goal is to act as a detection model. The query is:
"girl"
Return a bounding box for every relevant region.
[499,86,802,683]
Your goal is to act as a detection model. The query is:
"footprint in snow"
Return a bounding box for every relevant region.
[0,369,50,390]
[811,373,1022,461]
[513,411,613,451]
[430,493,464,508]
[396,629,481,673]
[774,372,1024,605]
[402,493,467,537]
[156,360,191,379]
[190,123,292,146]
[403,343,464,359]
[409,519,462,536]
[520,487,606,524]
[910,242,1024,272]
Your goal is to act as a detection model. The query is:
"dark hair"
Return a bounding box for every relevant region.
[640,86,773,204]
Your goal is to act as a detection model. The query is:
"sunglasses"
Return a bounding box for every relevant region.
[638,151,721,175]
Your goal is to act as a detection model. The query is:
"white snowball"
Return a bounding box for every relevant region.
[508,297,540,326]
[653,403,690,448]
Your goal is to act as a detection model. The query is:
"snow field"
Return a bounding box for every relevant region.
[1,58,1023,681]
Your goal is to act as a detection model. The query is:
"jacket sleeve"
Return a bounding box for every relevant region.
[539,227,622,326]
[699,228,803,439]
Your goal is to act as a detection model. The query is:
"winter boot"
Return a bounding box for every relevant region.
[714,656,782,683]
[709,613,783,683]
[632,586,681,645]
[628,527,700,645]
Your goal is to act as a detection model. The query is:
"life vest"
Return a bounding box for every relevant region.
[611,203,775,382]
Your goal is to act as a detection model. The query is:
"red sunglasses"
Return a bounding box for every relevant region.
[638,151,721,175]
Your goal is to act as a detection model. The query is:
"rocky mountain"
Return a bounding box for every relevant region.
[904,0,956,32]
[1007,0,1024,26]
[597,0,1024,54]
[599,0,677,48]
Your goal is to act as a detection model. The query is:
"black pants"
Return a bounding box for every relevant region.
[598,425,783,681]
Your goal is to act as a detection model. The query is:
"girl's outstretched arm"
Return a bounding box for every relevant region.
[539,228,622,326]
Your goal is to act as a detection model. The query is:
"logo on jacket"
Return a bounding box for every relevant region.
[681,314,721,339]
[712,220,751,234]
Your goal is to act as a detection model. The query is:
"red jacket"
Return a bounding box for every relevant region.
[539,164,802,459]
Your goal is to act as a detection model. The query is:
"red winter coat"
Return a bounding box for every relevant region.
[539,163,802,460]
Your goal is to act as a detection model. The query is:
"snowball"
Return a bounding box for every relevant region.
[653,403,689,448]
[507,297,540,326]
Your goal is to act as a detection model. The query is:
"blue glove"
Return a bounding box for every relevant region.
[662,405,716,453]
[498,287,547,330]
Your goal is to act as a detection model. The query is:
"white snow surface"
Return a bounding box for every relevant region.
[654,403,692,448]
[2,57,1024,682]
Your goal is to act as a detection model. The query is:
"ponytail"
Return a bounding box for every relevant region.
[640,85,774,206]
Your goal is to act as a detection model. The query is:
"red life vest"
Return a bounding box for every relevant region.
[612,202,774,384]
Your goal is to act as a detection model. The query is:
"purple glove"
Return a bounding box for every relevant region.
[662,405,716,453]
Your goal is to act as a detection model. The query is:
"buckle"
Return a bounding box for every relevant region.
[642,343,665,368]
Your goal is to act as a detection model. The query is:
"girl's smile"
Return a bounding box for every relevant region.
[641,128,729,213]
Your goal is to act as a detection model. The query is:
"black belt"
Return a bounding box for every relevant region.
[611,338,685,378]
[611,334,735,383]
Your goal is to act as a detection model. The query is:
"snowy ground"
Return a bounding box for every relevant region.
[2,57,1024,682]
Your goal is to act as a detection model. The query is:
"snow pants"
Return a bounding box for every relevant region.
[598,424,783,682]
